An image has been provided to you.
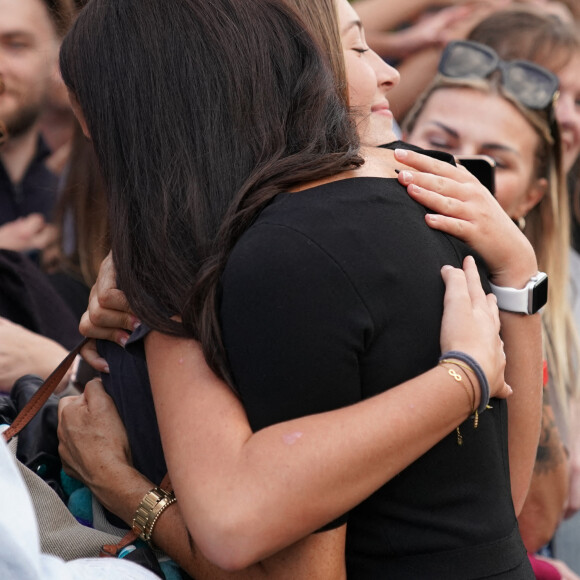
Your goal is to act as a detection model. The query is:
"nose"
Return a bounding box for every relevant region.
[370,50,400,91]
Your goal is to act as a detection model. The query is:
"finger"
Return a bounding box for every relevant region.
[423,213,470,239]
[440,264,470,316]
[79,337,110,373]
[23,213,45,227]
[79,307,132,346]
[462,255,488,310]
[83,378,113,411]
[57,393,83,423]
[395,148,468,182]
[403,178,468,217]
[494,381,513,400]
[95,253,133,313]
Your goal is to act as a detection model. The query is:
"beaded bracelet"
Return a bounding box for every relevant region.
[439,350,490,414]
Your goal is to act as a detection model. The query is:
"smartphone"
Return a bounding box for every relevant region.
[455,155,496,196]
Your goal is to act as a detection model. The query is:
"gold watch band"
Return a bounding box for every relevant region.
[132,487,177,543]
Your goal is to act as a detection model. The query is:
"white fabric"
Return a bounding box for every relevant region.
[0,430,158,580]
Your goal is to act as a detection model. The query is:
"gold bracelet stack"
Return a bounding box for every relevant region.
[438,361,477,446]
[132,487,177,544]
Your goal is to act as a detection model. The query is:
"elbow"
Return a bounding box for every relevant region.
[520,523,558,554]
[190,509,273,571]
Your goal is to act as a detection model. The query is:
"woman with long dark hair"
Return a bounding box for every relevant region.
[58,0,540,577]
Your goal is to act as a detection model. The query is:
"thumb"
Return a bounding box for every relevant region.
[494,381,513,401]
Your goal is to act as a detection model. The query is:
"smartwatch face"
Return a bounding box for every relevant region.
[531,275,549,314]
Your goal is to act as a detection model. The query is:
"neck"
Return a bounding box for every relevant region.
[0,127,40,185]
[290,145,401,193]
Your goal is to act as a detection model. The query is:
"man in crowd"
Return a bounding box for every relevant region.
[0,0,74,252]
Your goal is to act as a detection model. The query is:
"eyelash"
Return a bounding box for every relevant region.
[353,48,369,54]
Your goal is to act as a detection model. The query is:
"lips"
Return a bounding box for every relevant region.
[371,101,391,114]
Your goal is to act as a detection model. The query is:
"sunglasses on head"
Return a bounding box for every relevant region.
[438,40,559,111]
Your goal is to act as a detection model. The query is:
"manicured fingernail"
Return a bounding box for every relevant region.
[103,364,110,373]
[120,336,128,347]
[441,265,453,271]
[400,170,413,183]
[395,148,408,159]
[132,319,141,331]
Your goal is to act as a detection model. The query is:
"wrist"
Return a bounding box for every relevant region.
[132,487,177,545]
[488,245,538,289]
[489,272,548,315]
[439,350,490,414]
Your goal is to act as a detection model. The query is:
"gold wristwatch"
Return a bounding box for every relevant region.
[132,487,176,544]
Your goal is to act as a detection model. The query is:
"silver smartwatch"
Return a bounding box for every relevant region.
[489,272,548,314]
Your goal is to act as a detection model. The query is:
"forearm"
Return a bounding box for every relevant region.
[502,311,543,514]
[88,463,274,578]
[354,0,452,32]
[491,254,543,514]
[148,333,480,569]
[517,392,568,552]
[365,29,437,60]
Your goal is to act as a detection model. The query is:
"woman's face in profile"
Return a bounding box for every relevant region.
[407,86,546,220]
[336,0,400,146]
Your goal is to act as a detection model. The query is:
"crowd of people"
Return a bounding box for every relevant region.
[1,0,580,579]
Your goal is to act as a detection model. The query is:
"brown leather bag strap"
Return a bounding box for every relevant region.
[3,337,89,443]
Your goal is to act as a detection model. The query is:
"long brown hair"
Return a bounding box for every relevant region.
[285,0,348,105]
[60,0,362,387]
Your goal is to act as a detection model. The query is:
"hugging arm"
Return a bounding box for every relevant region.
[147,224,508,570]
[58,379,347,579]
[396,147,544,513]
[72,209,510,570]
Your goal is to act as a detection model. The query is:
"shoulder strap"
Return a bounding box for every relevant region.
[3,337,89,443]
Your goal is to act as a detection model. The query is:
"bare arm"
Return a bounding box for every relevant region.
[0,317,71,393]
[363,5,474,61]
[146,258,509,570]
[64,257,510,571]
[396,147,543,512]
[518,387,568,552]
[353,0,472,34]
[57,380,347,579]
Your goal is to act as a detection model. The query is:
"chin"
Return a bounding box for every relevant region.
[362,123,398,147]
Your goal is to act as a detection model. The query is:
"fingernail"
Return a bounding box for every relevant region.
[400,170,413,183]
[132,319,141,331]
[441,265,453,271]
[103,364,110,373]
[120,336,128,347]
[395,148,408,159]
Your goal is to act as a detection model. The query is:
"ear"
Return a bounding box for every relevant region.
[515,177,548,221]
[68,92,91,141]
